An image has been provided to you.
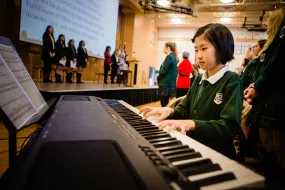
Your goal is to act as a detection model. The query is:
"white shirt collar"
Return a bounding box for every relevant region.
[167,52,171,55]
[199,65,230,84]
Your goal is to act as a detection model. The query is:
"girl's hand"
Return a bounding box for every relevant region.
[157,120,195,135]
[139,106,174,122]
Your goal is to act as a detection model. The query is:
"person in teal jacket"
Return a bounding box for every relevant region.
[141,23,243,158]
[157,42,178,107]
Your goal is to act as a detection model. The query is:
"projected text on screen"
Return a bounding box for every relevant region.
[20,0,119,57]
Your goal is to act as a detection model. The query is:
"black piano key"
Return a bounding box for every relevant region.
[135,127,157,132]
[144,133,171,140]
[166,152,202,162]
[123,116,142,120]
[133,125,156,129]
[176,159,213,169]
[161,148,195,156]
[149,137,176,143]
[140,130,165,136]
[192,172,236,188]
[181,164,221,177]
[157,145,190,152]
[129,122,152,126]
[152,140,182,148]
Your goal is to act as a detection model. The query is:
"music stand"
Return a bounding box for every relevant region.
[0,37,54,166]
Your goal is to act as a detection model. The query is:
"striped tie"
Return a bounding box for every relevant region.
[197,80,209,101]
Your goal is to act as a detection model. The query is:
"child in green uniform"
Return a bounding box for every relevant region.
[140,23,243,158]
[244,8,285,189]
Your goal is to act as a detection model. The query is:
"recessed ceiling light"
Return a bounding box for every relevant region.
[220,0,234,3]
[157,0,170,7]
[221,17,232,22]
[171,18,181,23]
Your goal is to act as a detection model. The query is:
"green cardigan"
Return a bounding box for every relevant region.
[157,53,178,87]
[171,71,243,157]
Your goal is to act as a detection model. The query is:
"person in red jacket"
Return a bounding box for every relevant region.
[104,46,112,84]
[176,51,192,98]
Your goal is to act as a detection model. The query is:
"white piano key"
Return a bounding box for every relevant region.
[118,100,264,189]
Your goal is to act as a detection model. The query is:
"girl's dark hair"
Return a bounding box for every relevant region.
[79,40,85,47]
[68,39,74,47]
[243,58,250,67]
[105,46,111,53]
[192,23,234,65]
[42,25,54,40]
[57,34,65,44]
[257,39,267,49]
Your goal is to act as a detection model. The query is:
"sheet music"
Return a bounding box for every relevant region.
[0,44,46,111]
[70,60,77,68]
[0,55,36,129]
[59,58,66,66]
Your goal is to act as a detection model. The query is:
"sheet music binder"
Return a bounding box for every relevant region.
[0,36,50,166]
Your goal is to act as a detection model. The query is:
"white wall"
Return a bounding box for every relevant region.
[156,27,268,72]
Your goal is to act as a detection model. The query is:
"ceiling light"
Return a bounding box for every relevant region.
[157,0,170,6]
[220,0,234,3]
[221,17,232,22]
[171,18,181,23]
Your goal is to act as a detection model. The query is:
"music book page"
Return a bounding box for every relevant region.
[0,55,37,129]
[70,60,77,68]
[0,44,47,111]
[59,58,66,66]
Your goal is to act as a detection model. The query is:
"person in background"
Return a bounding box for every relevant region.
[244,7,285,189]
[111,49,119,84]
[246,47,253,62]
[117,53,125,84]
[55,34,67,83]
[104,46,112,84]
[123,54,130,85]
[242,39,267,90]
[191,63,200,85]
[77,40,88,83]
[176,51,192,98]
[41,25,55,83]
[140,23,242,158]
[235,58,250,76]
[66,39,77,83]
[157,42,179,107]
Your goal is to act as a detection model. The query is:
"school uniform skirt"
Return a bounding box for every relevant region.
[157,86,176,97]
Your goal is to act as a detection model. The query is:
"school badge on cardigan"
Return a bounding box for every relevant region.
[214,93,223,104]
[280,26,285,38]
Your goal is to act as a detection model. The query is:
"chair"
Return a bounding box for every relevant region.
[93,63,104,83]
[166,96,186,108]
[29,53,43,82]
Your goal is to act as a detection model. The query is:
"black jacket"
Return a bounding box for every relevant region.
[67,46,77,65]
[77,47,88,65]
[41,34,55,60]
[55,41,67,63]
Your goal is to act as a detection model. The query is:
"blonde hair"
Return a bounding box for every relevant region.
[260,7,285,55]
[165,42,179,62]
[113,48,119,55]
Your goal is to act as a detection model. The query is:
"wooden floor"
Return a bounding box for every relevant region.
[0,101,160,176]
[35,81,157,92]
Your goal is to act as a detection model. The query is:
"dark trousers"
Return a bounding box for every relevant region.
[160,96,169,107]
[176,88,189,98]
[111,66,118,83]
[104,63,110,83]
[43,60,52,82]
